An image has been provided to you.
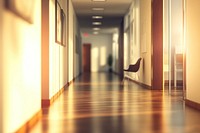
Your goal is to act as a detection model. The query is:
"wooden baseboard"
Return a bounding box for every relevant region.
[15,110,42,133]
[15,77,78,132]
[125,77,152,89]
[16,83,67,132]
[185,99,200,111]
[42,83,68,108]
[42,76,78,108]
[68,78,75,86]
[16,74,84,133]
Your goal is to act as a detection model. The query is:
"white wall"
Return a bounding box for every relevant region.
[186,0,200,103]
[82,34,113,72]
[68,0,75,81]
[49,0,69,99]
[47,0,77,99]
[1,0,41,132]
[74,11,81,77]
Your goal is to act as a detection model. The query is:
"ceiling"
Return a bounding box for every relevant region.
[71,0,133,34]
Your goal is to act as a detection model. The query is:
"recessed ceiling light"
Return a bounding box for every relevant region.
[92,16,103,19]
[92,0,106,2]
[93,27,100,30]
[92,22,102,25]
[92,8,104,11]
[93,31,99,35]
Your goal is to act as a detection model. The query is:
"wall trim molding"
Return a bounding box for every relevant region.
[185,99,200,111]
[68,77,75,86]
[125,76,152,89]
[42,83,68,108]
[15,77,77,132]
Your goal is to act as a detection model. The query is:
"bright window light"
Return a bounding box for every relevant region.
[100,47,106,66]
[92,48,99,72]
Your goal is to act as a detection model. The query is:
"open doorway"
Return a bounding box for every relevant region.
[163,0,185,95]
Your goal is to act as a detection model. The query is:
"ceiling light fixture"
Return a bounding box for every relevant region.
[92,22,102,25]
[93,27,100,30]
[92,15,103,19]
[93,31,99,35]
[92,7,104,11]
[92,0,106,2]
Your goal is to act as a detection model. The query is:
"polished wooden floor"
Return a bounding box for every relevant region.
[29,73,200,133]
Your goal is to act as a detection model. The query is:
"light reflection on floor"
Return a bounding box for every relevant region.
[29,73,200,133]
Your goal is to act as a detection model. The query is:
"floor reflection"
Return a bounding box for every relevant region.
[29,72,200,133]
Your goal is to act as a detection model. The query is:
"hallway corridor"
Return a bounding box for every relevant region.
[29,73,200,133]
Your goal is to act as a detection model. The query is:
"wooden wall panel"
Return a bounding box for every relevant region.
[152,0,163,89]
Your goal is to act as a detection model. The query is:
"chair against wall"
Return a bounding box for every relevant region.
[122,58,142,84]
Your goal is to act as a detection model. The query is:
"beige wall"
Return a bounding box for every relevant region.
[124,0,141,81]
[0,0,78,132]
[140,0,151,86]
[186,0,200,103]
[112,33,120,73]
[1,0,41,132]
[49,0,69,98]
[44,0,76,99]
[82,34,113,72]
[68,0,75,81]
[0,0,3,132]
[124,0,151,87]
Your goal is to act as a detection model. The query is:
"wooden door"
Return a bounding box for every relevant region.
[83,44,91,72]
[152,0,163,90]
